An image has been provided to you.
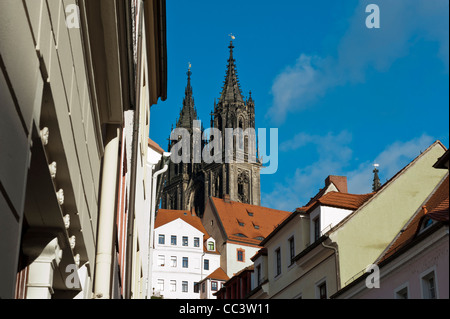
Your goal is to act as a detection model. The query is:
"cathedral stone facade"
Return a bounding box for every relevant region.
[162,41,261,216]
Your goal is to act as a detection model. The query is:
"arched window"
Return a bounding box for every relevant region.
[238,119,244,149]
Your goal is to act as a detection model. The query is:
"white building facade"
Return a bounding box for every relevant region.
[151,210,220,299]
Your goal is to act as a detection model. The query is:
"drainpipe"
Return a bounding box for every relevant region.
[146,153,170,298]
[94,125,121,299]
[321,240,341,292]
[124,0,144,300]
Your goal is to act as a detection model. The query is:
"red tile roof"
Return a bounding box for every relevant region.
[378,175,449,264]
[297,191,375,213]
[155,209,210,239]
[204,267,230,282]
[210,197,292,246]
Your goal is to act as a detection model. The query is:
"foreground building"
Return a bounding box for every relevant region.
[332,161,449,299]
[151,209,221,299]
[248,176,374,299]
[248,141,447,299]
[1,0,167,299]
[198,267,230,299]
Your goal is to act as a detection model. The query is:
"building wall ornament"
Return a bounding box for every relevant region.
[40,127,49,146]
[63,214,71,230]
[56,189,64,206]
[25,237,63,299]
[69,236,76,250]
[49,162,57,179]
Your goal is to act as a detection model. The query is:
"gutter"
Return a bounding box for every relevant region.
[321,240,341,291]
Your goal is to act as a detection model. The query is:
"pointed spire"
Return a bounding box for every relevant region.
[185,62,192,97]
[372,164,381,192]
[219,40,244,104]
[177,65,198,129]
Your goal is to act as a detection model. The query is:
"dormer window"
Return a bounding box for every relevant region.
[313,217,320,241]
[208,241,215,251]
[419,217,434,234]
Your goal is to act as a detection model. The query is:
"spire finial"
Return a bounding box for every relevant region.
[372,164,381,192]
[219,35,244,103]
[187,62,192,80]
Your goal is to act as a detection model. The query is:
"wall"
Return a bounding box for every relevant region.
[330,143,447,288]
[151,219,220,299]
[340,228,449,299]
[226,242,259,278]
[0,0,106,298]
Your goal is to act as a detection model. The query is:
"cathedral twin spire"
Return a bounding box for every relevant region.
[175,40,250,132]
[163,40,262,213]
[176,65,198,131]
[219,41,244,104]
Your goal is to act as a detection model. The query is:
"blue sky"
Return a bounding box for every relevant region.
[150,0,449,211]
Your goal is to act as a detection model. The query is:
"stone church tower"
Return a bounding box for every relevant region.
[162,41,261,216]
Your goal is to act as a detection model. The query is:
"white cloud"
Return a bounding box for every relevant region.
[262,131,353,211]
[267,0,449,124]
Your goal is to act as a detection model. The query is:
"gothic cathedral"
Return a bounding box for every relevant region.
[161,41,261,216]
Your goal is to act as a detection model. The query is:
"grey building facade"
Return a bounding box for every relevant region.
[162,41,261,216]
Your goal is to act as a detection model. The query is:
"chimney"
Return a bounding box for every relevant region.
[224,194,231,203]
[325,176,348,193]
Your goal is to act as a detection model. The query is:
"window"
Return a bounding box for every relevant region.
[395,286,409,299]
[157,279,164,292]
[182,257,189,268]
[194,237,200,247]
[182,281,188,293]
[204,259,209,270]
[158,234,165,245]
[202,282,206,293]
[422,271,437,299]
[238,184,244,199]
[275,248,281,276]
[170,280,176,292]
[171,235,177,245]
[256,265,261,286]
[208,241,215,251]
[170,256,177,267]
[211,281,218,291]
[194,282,199,293]
[253,223,260,230]
[237,249,245,262]
[183,236,188,247]
[317,281,327,299]
[157,255,165,267]
[313,217,321,241]
[289,236,295,265]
